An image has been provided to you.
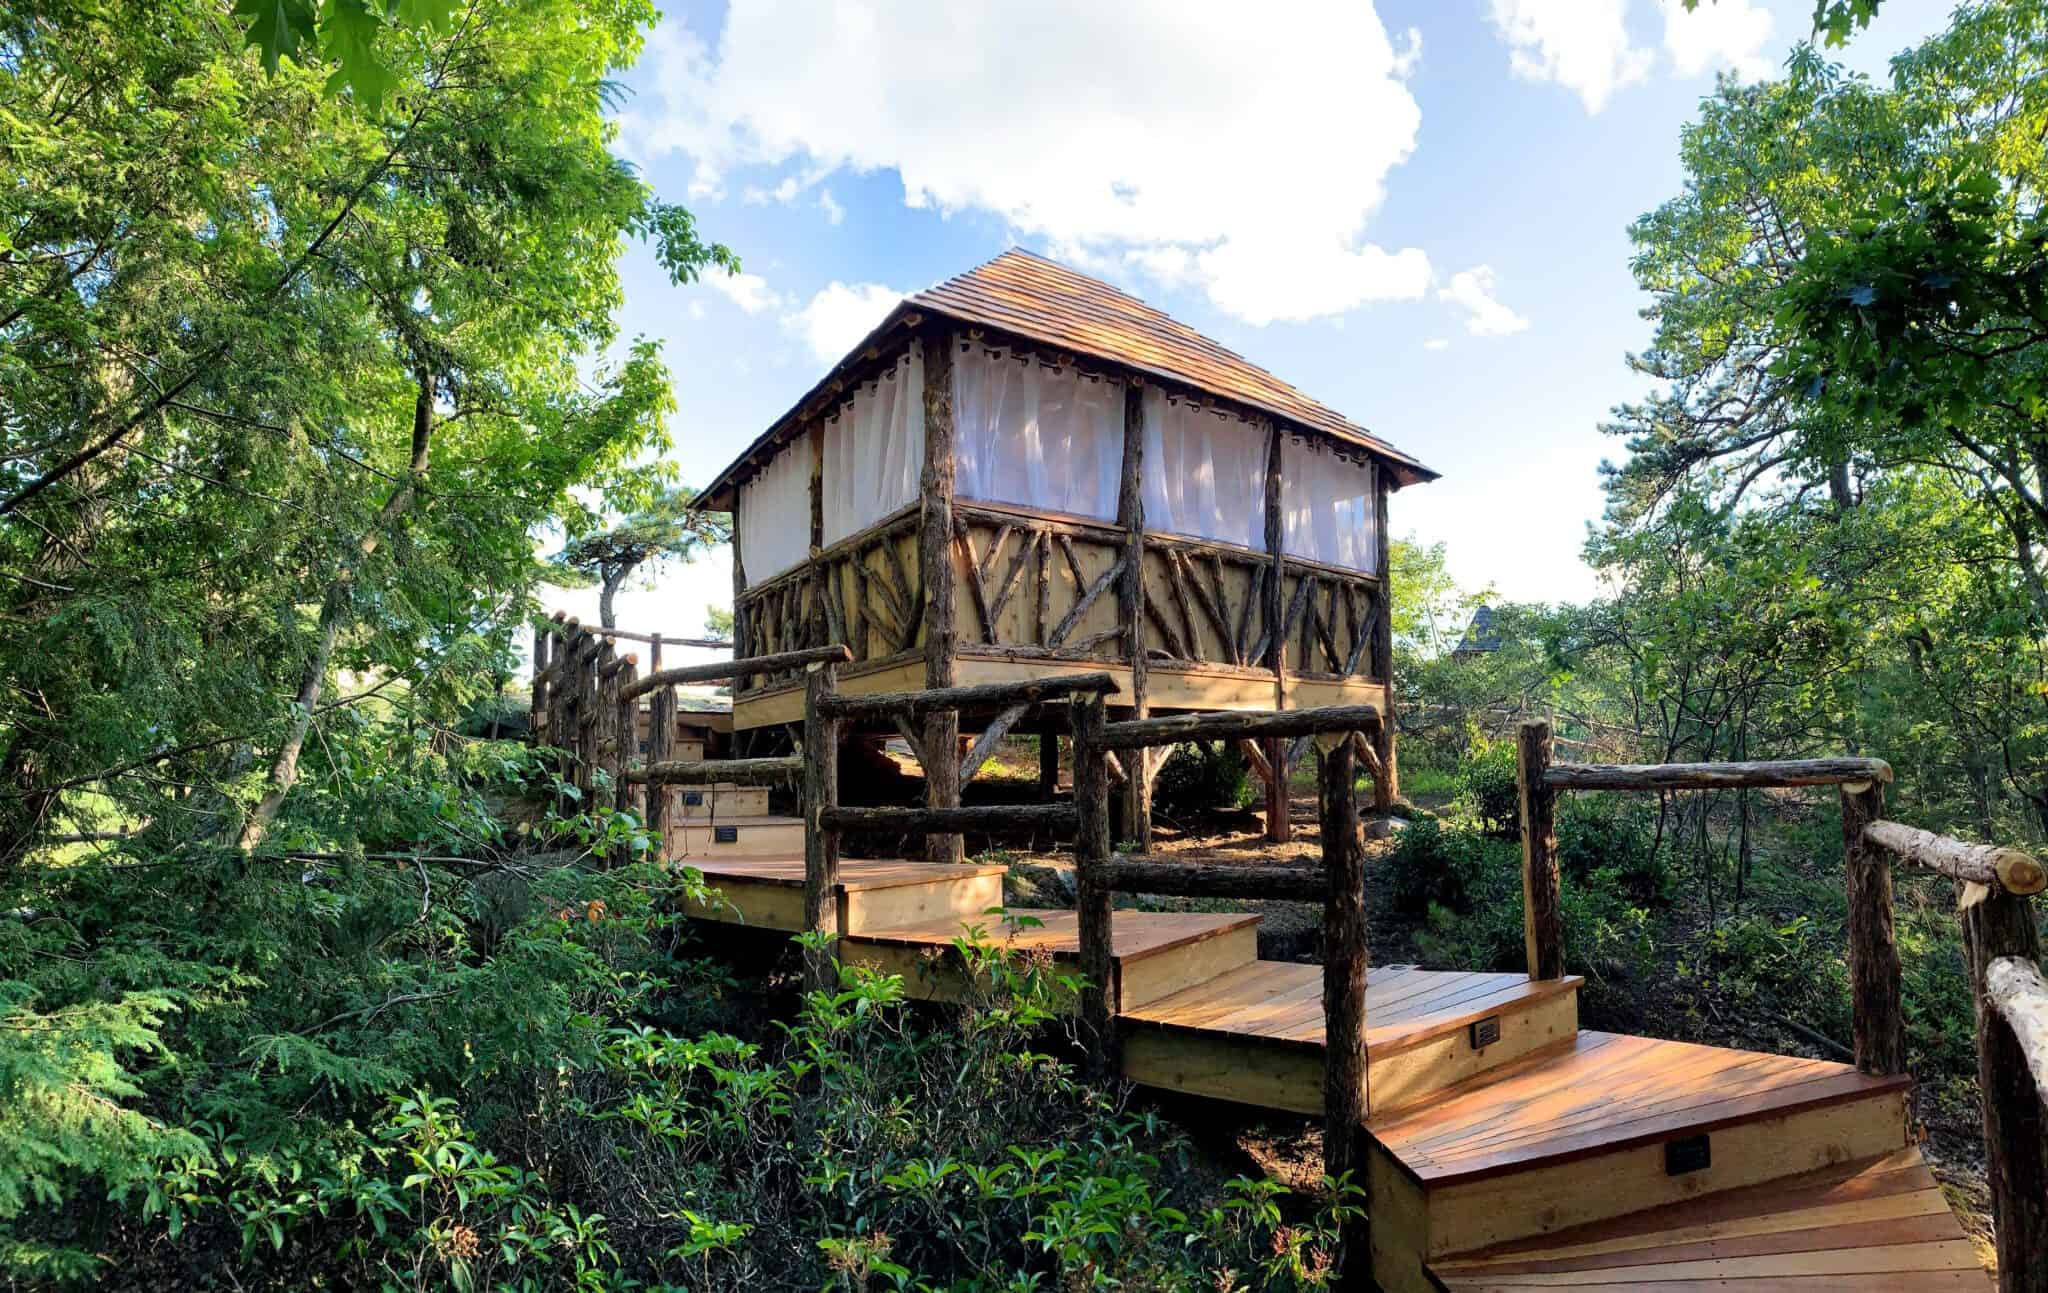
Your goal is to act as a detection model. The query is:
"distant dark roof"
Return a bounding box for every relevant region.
[699,248,1438,508]
[1455,605,1501,656]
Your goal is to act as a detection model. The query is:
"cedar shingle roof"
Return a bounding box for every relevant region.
[700,248,1437,507]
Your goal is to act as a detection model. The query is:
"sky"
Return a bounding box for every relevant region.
[541,0,1959,658]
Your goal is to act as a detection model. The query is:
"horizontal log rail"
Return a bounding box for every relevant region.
[1987,956,2048,1109]
[1097,856,1328,902]
[1863,820,2047,896]
[623,756,802,787]
[814,671,1119,721]
[1543,756,1892,791]
[1096,703,1381,751]
[819,803,1078,834]
[619,644,853,701]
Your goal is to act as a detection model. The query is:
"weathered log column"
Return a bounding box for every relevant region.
[1840,779,1907,1075]
[1318,735,1369,1285]
[1263,423,1291,844]
[610,655,637,867]
[1116,381,1151,847]
[644,637,673,864]
[801,660,842,993]
[921,333,963,864]
[1039,732,1060,802]
[1371,478,1397,811]
[1962,887,2047,1293]
[530,620,552,744]
[1517,720,1563,980]
[1072,691,1115,1077]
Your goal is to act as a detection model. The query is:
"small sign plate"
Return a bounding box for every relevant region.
[683,791,705,806]
[1665,1133,1711,1176]
[1469,1016,1502,1049]
[713,825,739,844]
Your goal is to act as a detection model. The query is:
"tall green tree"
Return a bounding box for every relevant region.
[546,481,730,629]
[0,0,734,858]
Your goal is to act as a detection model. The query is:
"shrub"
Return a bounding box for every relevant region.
[1152,740,1255,820]
[1457,744,1521,836]
[1381,817,1517,915]
[1557,795,1672,906]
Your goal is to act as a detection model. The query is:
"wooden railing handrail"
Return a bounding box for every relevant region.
[1987,956,2048,1110]
[813,672,1120,721]
[1864,820,2047,896]
[819,803,1077,833]
[1543,756,1892,791]
[619,644,853,701]
[623,755,801,787]
[1096,856,1328,902]
[1096,703,1381,751]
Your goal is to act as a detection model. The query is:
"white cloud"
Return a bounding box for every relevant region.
[818,189,845,226]
[1661,0,1775,81]
[620,1,1431,325]
[1423,337,1449,351]
[1488,0,1652,114]
[708,269,783,314]
[783,281,908,363]
[688,300,706,320]
[1440,266,1529,337]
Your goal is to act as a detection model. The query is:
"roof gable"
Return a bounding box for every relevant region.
[701,249,1437,506]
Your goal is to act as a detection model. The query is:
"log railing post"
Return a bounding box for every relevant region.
[801,660,843,993]
[645,672,673,867]
[1840,779,1907,1076]
[1263,423,1290,844]
[1517,720,1563,980]
[610,656,636,867]
[1962,889,2047,1293]
[1370,476,1397,812]
[1072,691,1115,1077]
[1116,381,1151,847]
[583,641,611,806]
[530,620,552,744]
[1318,734,1370,1285]
[921,332,963,864]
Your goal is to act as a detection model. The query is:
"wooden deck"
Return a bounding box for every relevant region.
[1430,1147,1986,1290]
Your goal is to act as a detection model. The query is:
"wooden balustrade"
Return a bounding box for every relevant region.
[1527,721,2046,1293]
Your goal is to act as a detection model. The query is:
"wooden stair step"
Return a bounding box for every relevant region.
[1428,1147,1986,1289]
[1364,1031,1914,1291]
[667,813,804,858]
[840,908,1260,1007]
[667,782,770,819]
[681,856,1006,934]
[1118,962,1583,1114]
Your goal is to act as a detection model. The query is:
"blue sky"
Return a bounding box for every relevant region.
[551,0,1958,648]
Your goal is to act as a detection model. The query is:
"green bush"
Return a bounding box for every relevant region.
[1382,817,1517,915]
[1558,795,1672,906]
[1152,740,1255,820]
[1457,744,1521,836]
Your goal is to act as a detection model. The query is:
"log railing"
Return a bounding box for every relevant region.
[1518,718,2047,1293]
[1073,700,1380,1280]
[528,613,830,867]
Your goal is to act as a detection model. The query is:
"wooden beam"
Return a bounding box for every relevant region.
[620,644,853,701]
[985,524,1035,633]
[1372,476,1397,809]
[1096,703,1382,751]
[1517,720,1564,981]
[1047,554,1125,649]
[817,671,1118,722]
[802,661,840,992]
[921,331,962,863]
[1545,756,1894,791]
[1118,382,1151,849]
[1319,734,1370,1284]
[1843,782,1908,1077]
[953,523,996,644]
[1987,955,2048,1110]
[1098,857,1326,902]
[627,755,803,786]
[1072,691,1115,1076]
[1962,887,2048,1293]
[820,803,1077,833]
[644,635,671,859]
[1864,820,2047,896]
[958,701,1030,785]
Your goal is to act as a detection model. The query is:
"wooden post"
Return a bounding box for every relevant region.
[1962,888,2047,1293]
[1839,779,1907,1076]
[921,332,963,864]
[802,660,842,993]
[1116,382,1151,847]
[582,641,610,805]
[1039,732,1060,801]
[1517,720,1563,980]
[1072,691,1116,1077]
[645,640,673,865]
[1264,424,1291,844]
[610,656,636,867]
[530,621,551,743]
[1371,475,1397,810]
[1318,735,1370,1286]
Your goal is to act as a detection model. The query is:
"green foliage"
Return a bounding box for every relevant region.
[1458,744,1521,837]
[1152,740,1256,820]
[547,479,731,629]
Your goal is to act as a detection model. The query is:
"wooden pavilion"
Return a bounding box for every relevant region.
[696,249,1434,845]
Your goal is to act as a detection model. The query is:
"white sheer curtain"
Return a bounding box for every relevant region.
[1141,389,1269,551]
[737,439,812,584]
[954,344,1123,521]
[823,349,924,545]
[1281,434,1378,572]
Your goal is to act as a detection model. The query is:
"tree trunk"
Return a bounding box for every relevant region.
[599,566,627,629]
[238,369,436,851]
